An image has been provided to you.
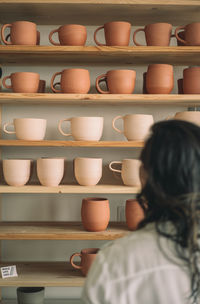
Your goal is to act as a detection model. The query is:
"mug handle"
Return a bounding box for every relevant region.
[109,161,122,173]
[1,24,12,45]
[51,72,62,93]
[133,28,145,46]
[112,115,124,134]
[70,253,82,270]
[58,118,72,136]
[49,28,60,46]
[175,26,186,45]
[3,122,16,134]
[95,74,109,94]
[2,75,12,89]
[94,25,106,46]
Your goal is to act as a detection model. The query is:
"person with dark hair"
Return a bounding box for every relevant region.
[82,120,200,304]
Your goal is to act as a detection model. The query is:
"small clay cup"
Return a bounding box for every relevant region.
[37,158,65,186]
[146,64,174,94]
[70,248,99,276]
[126,199,145,231]
[81,197,110,231]
[49,24,87,46]
[175,22,200,46]
[74,157,102,186]
[5,30,40,45]
[183,67,200,94]
[3,159,31,186]
[17,287,45,304]
[177,78,183,94]
[2,72,40,93]
[94,21,131,46]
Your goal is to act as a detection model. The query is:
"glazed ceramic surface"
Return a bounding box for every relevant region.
[146,64,174,94]
[74,157,102,186]
[125,199,145,231]
[183,67,200,94]
[17,287,45,304]
[37,158,65,186]
[3,159,31,186]
[49,24,87,46]
[2,72,40,93]
[70,248,99,276]
[175,22,200,46]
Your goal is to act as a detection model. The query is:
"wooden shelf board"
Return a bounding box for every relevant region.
[0,221,129,240]
[0,301,82,304]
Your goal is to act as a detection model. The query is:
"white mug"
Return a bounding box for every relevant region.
[37,158,65,186]
[3,159,31,186]
[74,157,102,186]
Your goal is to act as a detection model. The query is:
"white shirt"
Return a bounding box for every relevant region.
[82,223,192,304]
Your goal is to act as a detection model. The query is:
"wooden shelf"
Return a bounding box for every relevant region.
[1,46,200,65]
[0,222,129,240]
[0,301,82,304]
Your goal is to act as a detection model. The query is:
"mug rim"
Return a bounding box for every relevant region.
[3,158,32,161]
[104,21,131,26]
[62,68,89,73]
[75,157,102,161]
[124,114,153,118]
[37,157,66,160]
[82,197,108,202]
[71,116,104,119]
[13,118,46,122]
[60,24,86,29]
[145,22,172,27]
[148,63,173,68]
[107,69,136,74]
[12,20,36,26]
[11,72,40,77]
[81,248,99,254]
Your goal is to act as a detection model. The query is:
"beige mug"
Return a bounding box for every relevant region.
[70,248,99,276]
[58,117,104,141]
[169,111,200,127]
[3,118,47,140]
[2,72,40,93]
[49,24,87,46]
[37,158,65,186]
[3,159,31,186]
[74,157,102,186]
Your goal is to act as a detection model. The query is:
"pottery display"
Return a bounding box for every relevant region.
[96,69,136,94]
[183,67,200,94]
[51,68,90,93]
[94,21,131,46]
[17,287,45,304]
[3,159,31,186]
[109,159,141,186]
[170,111,200,126]
[177,78,183,94]
[37,158,65,186]
[112,114,154,141]
[2,72,40,93]
[3,118,47,140]
[146,64,174,94]
[49,24,87,46]
[70,248,99,276]
[175,22,200,45]
[38,80,46,93]
[74,157,102,186]
[133,23,172,46]
[81,197,110,231]
[58,116,104,141]
[125,199,145,230]
[1,21,37,45]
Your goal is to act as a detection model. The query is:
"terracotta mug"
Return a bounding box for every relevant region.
[169,111,200,127]
[51,69,90,93]
[5,30,40,45]
[112,114,154,141]
[1,21,37,45]
[81,197,110,231]
[3,118,47,140]
[58,116,104,141]
[49,24,87,46]
[2,72,40,93]
[37,158,65,186]
[94,21,131,46]
[146,64,174,94]
[70,248,99,276]
[133,23,172,46]
[126,199,145,230]
[3,159,31,186]
[173,30,185,46]
[96,70,136,94]
[74,157,102,186]
[177,78,183,94]
[183,67,200,94]
[38,80,46,93]
[175,22,200,46]
[109,159,141,186]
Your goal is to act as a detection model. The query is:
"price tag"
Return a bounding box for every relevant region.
[1,265,18,279]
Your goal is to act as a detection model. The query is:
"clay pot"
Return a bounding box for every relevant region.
[1,21,37,45]
[177,78,183,94]
[133,23,172,46]
[3,118,47,140]
[96,69,136,94]
[51,69,90,93]
[70,248,99,276]
[81,197,110,231]
[3,159,31,186]
[109,159,141,186]
[49,24,87,46]
[126,199,145,231]
[2,72,40,93]
[37,158,65,186]
[183,67,200,94]
[175,22,200,46]
[58,116,104,141]
[38,80,46,93]
[112,114,154,141]
[171,111,200,127]
[94,21,131,46]
[74,157,102,186]
[146,64,174,94]
[17,287,45,304]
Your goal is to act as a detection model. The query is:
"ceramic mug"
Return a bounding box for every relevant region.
[74,157,102,186]
[58,116,104,141]
[146,64,174,94]
[17,287,45,304]
[183,67,200,94]
[49,24,87,46]
[3,118,47,140]
[5,30,40,45]
[169,111,200,127]
[2,72,40,93]
[70,248,99,276]
[94,21,131,46]
[96,70,136,94]
[133,23,172,46]
[112,114,154,141]
[3,159,31,186]
[37,158,65,186]
[109,159,141,186]
[175,22,200,46]
[51,68,90,93]
[126,199,145,231]
[1,21,37,45]
[81,197,110,231]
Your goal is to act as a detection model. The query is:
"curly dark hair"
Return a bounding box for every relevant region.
[137,119,200,303]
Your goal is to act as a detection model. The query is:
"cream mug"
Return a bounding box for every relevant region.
[3,159,31,186]
[3,118,47,140]
[37,158,65,186]
[74,157,102,186]
[169,111,200,127]
[112,114,154,141]
[58,117,104,141]
[109,159,141,186]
